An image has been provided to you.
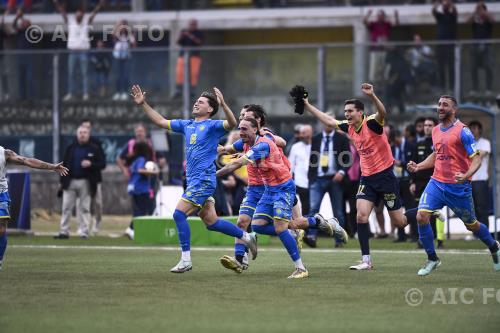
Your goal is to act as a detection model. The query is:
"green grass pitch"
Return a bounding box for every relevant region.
[1,237,499,333]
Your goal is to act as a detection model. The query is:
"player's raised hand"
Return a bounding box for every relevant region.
[130,85,146,105]
[53,162,69,176]
[407,161,418,173]
[454,172,467,184]
[213,87,225,105]
[361,83,374,96]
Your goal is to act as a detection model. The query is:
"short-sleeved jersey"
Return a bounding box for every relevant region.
[0,146,8,193]
[432,120,478,184]
[167,119,228,183]
[244,136,292,186]
[127,156,150,195]
[337,115,394,177]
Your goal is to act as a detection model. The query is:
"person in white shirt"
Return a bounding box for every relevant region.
[288,124,312,216]
[469,121,491,229]
[112,19,136,101]
[53,0,105,101]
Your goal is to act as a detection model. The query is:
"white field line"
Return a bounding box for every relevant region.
[10,244,490,255]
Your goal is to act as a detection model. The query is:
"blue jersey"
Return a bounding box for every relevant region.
[127,156,150,195]
[168,119,228,183]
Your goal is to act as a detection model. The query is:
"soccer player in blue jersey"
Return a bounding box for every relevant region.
[218,105,346,274]
[130,85,257,273]
[0,147,68,271]
[407,95,500,275]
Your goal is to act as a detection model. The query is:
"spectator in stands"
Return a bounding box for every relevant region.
[364,9,398,84]
[467,1,494,95]
[12,8,34,100]
[80,119,106,235]
[90,39,111,98]
[288,124,312,216]
[306,116,350,248]
[174,19,203,98]
[0,9,9,101]
[469,121,491,231]
[53,0,105,101]
[432,0,457,92]
[54,125,105,239]
[385,47,411,114]
[112,19,136,101]
[406,34,437,92]
[7,0,31,13]
[125,141,157,240]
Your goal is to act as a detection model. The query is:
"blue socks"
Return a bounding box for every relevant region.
[235,243,247,257]
[252,223,278,236]
[207,219,244,238]
[473,222,497,252]
[173,209,191,251]
[418,223,438,261]
[278,230,300,261]
[307,216,316,228]
[0,233,7,261]
[357,223,370,256]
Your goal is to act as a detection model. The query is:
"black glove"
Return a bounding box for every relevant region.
[289,85,309,115]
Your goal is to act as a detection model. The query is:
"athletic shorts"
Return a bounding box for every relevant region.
[182,177,216,209]
[254,180,295,223]
[0,191,11,225]
[239,185,265,218]
[418,178,477,225]
[356,166,402,211]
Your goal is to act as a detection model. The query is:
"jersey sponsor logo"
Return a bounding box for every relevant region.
[434,143,454,161]
[354,141,374,156]
[190,134,197,145]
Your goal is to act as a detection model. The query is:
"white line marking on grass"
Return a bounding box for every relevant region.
[10,245,489,255]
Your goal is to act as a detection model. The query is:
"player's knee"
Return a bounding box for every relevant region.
[173,209,186,222]
[237,217,250,230]
[273,222,287,234]
[356,212,369,224]
[465,221,480,232]
[416,211,430,225]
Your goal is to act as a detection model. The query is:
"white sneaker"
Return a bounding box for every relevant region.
[120,92,128,101]
[241,252,249,270]
[112,93,121,101]
[125,227,134,240]
[63,93,73,101]
[349,261,373,270]
[91,227,99,236]
[170,259,193,273]
[244,232,258,260]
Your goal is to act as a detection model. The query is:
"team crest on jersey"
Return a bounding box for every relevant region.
[199,125,206,131]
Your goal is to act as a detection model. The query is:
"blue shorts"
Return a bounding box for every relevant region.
[254,180,295,223]
[0,192,11,223]
[418,178,477,225]
[356,166,402,211]
[182,177,216,209]
[239,185,265,218]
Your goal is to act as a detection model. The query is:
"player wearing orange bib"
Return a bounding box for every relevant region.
[303,83,408,270]
[407,95,500,275]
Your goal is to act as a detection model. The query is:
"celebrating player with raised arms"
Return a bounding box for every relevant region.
[0,147,69,271]
[301,83,408,270]
[130,85,257,273]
